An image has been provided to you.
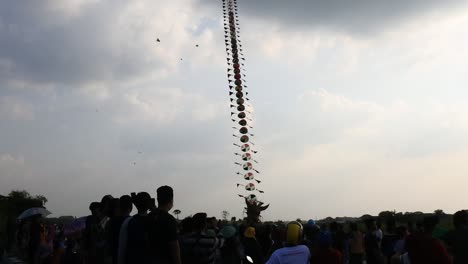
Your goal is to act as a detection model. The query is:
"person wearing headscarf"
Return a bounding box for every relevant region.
[242,226,264,264]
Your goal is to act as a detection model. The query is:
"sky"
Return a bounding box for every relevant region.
[2,0,468,221]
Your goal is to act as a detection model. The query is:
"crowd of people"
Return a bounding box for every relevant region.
[9,185,468,264]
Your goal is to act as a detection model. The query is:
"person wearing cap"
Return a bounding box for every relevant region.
[266,221,310,264]
[180,212,223,264]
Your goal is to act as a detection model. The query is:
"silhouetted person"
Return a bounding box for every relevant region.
[302,220,320,257]
[219,225,243,264]
[406,215,451,264]
[393,226,408,255]
[109,195,132,264]
[126,192,153,264]
[348,222,364,264]
[365,218,384,264]
[310,231,341,264]
[242,226,264,264]
[270,225,285,255]
[180,217,194,236]
[28,215,42,264]
[330,222,347,259]
[444,210,468,264]
[150,185,182,264]
[83,201,101,264]
[382,219,399,263]
[180,212,223,264]
[257,224,273,259]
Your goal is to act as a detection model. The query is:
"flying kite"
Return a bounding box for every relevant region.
[222,0,268,223]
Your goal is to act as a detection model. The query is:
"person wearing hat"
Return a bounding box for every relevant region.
[180,212,223,264]
[266,221,310,264]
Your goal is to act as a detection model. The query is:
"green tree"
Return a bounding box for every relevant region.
[6,190,48,215]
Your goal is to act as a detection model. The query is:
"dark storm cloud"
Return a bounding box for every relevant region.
[201,0,467,33]
[0,0,163,85]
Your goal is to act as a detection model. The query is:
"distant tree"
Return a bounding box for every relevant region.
[222,210,230,221]
[6,190,48,215]
[231,216,237,223]
[1,190,48,252]
[360,214,373,220]
[378,211,396,222]
[173,209,181,220]
[434,209,445,216]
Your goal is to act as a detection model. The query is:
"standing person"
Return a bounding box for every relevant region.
[365,218,384,264]
[150,185,182,264]
[302,220,320,256]
[219,225,244,264]
[242,226,264,264]
[125,192,153,264]
[405,216,451,264]
[348,222,365,264]
[28,215,42,264]
[311,231,341,264]
[180,212,224,264]
[257,224,273,259]
[109,195,132,264]
[393,226,408,255]
[444,210,468,264]
[330,222,346,253]
[266,221,310,264]
[95,195,113,264]
[83,201,101,259]
[382,220,399,264]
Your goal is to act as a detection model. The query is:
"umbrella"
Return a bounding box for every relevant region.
[64,216,87,236]
[18,207,51,220]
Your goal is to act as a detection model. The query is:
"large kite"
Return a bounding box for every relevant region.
[222,0,268,223]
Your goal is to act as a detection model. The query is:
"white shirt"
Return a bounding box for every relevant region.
[266,245,310,264]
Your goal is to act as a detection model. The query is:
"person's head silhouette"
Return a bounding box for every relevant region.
[157,185,174,212]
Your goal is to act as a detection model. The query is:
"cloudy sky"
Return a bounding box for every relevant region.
[2,0,468,220]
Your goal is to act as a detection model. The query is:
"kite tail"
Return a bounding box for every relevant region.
[222,0,266,207]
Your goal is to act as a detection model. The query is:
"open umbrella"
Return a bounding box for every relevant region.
[18,207,51,220]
